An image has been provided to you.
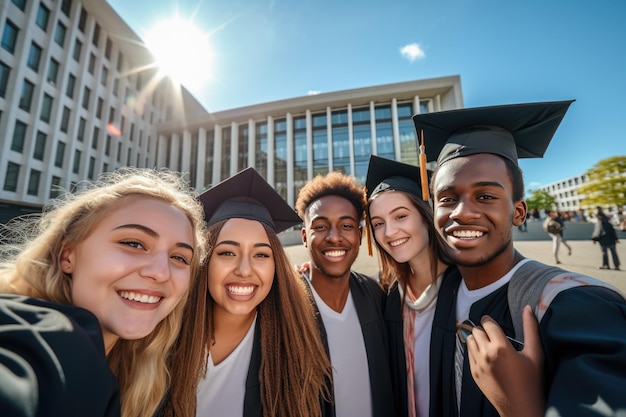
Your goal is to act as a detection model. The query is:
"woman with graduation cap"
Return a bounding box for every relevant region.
[365,155,454,417]
[160,167,331,417]
[415,100,626,417]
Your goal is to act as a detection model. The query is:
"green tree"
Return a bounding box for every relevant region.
[526,189,557,212]
[578,156,626,209]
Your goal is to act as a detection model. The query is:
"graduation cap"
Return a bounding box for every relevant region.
[198,167,302,233]
[365,155,430,201]
[412,100,575,166]
[364,155,432,256]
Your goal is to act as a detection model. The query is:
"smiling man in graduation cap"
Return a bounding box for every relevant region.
[414,100,626,417]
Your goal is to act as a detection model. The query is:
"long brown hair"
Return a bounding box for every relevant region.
[162,219,331,417]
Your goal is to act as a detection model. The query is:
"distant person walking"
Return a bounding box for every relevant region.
[543,210,572,264]
[592,211,621,270]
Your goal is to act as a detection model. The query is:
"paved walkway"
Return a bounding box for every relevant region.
[284,238,626,293]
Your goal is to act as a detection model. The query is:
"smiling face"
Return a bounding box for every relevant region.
[207,218,275,322]
[62,196,194,352]
[433,154,526,284]
[368,191,430,265]
[302,195,362,281]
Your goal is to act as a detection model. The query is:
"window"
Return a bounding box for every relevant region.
[78,7,87,32]
[113,78,119,96]
[73,149,81,174]
[77,117,86,141]
[40,93,53,123]
[35,4,50,31]
[100,66,108,85]
[54,22,67,47]
[92,126,99,149]
[82,86,91,109]
[96,97,103,119]
[27,169,41,196]
[2,20,19,53]
[4,162,20,192]
[105,37,112,60]
[27,42,42,72]
[11,120,27,152]
[66,73,76,98]
[88,157,95,179]
[55,141,65,167]
[116,51,123,72]
[105,135,111,156]
[11,0,26,11]
[88,53,96,74]
[103,162,109,173]
[34,131,46,160]
[61,0,72,17]
[0,61,10,97]
[60,106,70,132]
[50,176,62,198]
[92,23,100,47]
[19,79,35,111]
[47,58,59,84]
[72,39,82,61]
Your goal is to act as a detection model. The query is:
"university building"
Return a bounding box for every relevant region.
[1,0,463,221]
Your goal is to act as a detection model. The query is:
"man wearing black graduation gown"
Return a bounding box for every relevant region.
[0,294,121,417]
[414,101,626,416]
[295,172,395,417]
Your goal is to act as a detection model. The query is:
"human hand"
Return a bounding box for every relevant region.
[466,305,544,417]
[294,261,311,274]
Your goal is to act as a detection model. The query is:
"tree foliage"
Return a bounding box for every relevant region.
[578,156,626,209]
[526,189,557,211]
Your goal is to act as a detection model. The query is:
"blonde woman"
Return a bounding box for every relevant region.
[0,168,207,417]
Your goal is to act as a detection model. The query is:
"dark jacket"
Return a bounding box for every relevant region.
[0,294,120,417]
[304,271,396,417]
[592,218,619,246]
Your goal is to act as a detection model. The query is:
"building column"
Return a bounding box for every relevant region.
[306,109,313,180]
[230,121,238,176]
[181,130,192,174]
[248,119,255,167]
[157,134,167,167]
[326,107,333,172]
[196,127,207,190]
[391,98,401,161]
[348,103,355,176]
[170,133,180,171]
[286,112,294,205]
[267,116,274,186]
[212,125,222,183]
[369,101,377,155]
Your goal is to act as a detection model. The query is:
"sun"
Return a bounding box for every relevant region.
[144,17,213,89]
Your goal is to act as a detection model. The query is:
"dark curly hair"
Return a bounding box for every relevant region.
[295,171,366,222]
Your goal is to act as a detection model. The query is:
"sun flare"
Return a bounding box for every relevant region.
[144,17,213,89]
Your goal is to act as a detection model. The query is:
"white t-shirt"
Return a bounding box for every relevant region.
[309,285,374,417]
[412,299,437,417]
[196,315,257,417]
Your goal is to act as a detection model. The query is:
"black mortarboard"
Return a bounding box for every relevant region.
[412,100,574,166]
[365,155,430,201]
[198,167,302,233]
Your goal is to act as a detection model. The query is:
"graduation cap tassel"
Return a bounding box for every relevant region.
[419,130,430,202]
[363,187,374,257]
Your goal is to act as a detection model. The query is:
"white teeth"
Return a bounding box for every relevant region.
[452,230,484,238]
[119,291,161,304]
[227,285,255,295]
[389,238,408,247]
[324,250,346,257]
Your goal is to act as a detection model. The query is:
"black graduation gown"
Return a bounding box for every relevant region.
[386,267,459,417]
[306,271,396,417]
[0,294,121,417]
[429,267,626,417]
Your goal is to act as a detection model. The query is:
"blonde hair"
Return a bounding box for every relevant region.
[161,219,331,417]
[0,168,207,417]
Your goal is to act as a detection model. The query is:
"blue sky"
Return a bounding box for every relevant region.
[107,0,625,191]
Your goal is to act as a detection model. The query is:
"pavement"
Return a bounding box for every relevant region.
[283,230,626,293]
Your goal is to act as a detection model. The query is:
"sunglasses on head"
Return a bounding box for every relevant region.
[456,319,524,351]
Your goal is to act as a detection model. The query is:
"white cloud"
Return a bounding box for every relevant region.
[400,43,426,62]
[307,90,321,96]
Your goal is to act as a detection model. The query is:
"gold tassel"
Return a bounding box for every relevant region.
[363,187,373,257]
[419,129,430,202]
